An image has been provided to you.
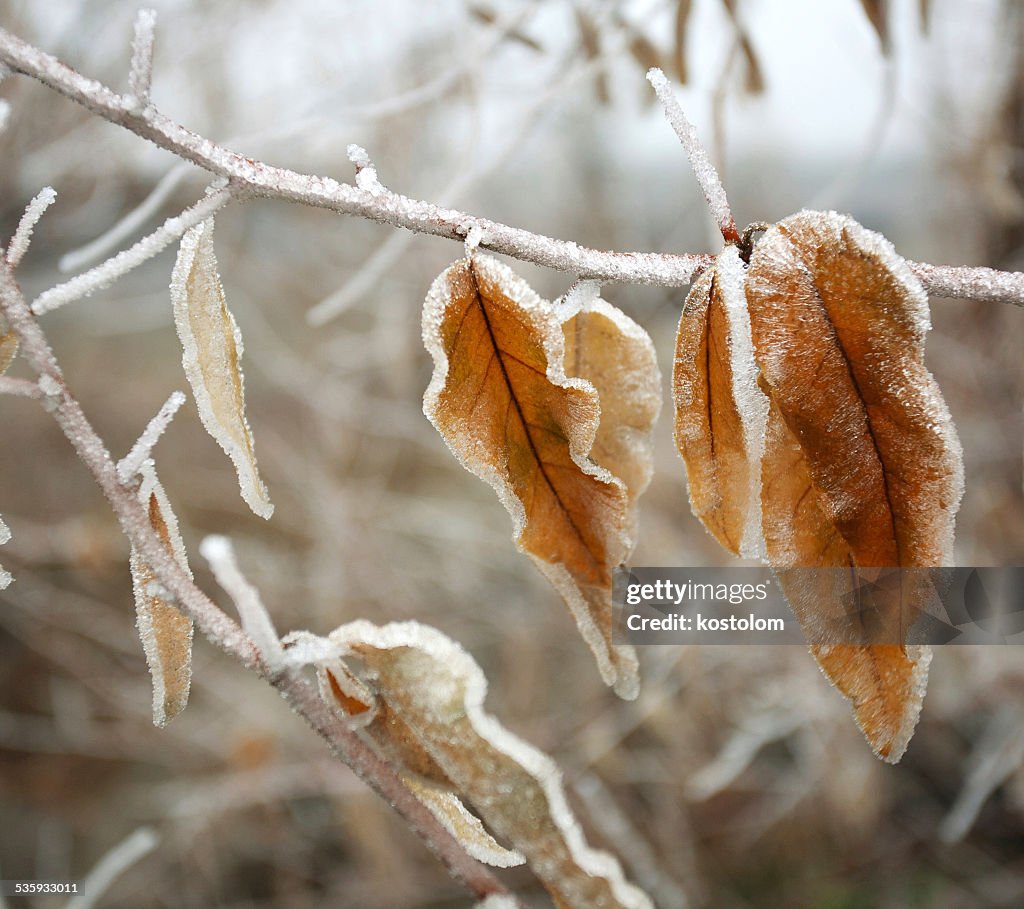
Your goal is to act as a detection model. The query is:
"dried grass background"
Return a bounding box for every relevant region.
[1,0,1022,906]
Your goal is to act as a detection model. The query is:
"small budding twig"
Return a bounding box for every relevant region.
[32,185,232,315]
[116,390,187,483]
[126,8,156,111]
[200,535,285,671]
[5,186,57,268]
[646,66,741,245]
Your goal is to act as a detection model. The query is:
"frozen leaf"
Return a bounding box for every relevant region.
[321,620,654,909]
[673,245,767,558]
[0,327,16,374]
[746,209,964,762]
[130,463,193,726]
[171,218,273,519]
[560,289,662,528]
[423,255,638,698]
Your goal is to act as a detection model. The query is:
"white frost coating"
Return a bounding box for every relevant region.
[476,897,520,909]
[403,778,526,868]
[646,68,735,241]
[346,144,379,193]
[716,246,768,560]
[117,390,187,483]
[0,514,9,545]
[200,535,283,669]
[6,186,56,268]
[127,8,157,110]
[132,462,193,726]
[0,99,9,133]
[421,254,638,697]
[328,620,655,909]
[37,373,60,397]
[65,827,159,909]
[33,186,231,315]
[171,218,274,519]
[554,279,602,321]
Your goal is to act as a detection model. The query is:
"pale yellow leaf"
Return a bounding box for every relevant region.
[171,218,273,519]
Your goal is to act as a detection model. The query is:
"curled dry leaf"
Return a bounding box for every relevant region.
[171,218,273,519]
[745,209,963,762]
[317,658,523,868]
[560,286,662,533]
[673,245,766,559]
[130,463,194,726]
[422,255,643,698]
[318,620,654,909]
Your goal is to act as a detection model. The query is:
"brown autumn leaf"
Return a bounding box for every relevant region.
[560,287,662,533]
[423,255,639,698]
[0,327,16,375]
[673,245,766,558]
[313,620,654,908]
[129,463,194,726]
[171,218,273,520]
[746,209,963,761]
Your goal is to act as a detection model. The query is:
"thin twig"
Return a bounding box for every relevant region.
[33,185,232,315]
[0,376,43,399]
[116,390,187,483]
[6,186,57,268]
[0,264,524,907]
[1,27,1021,304]
[127,9,157,111]
[65,827,159,909]
[646,66,740,244]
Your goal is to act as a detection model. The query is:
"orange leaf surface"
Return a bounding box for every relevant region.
[423,255,639,698]
[746,210,963,761]
[673,245,766,558]
[130,464,193,726]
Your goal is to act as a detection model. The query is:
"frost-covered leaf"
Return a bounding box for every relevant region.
[319,620,654,909]
[171,218,273,519]
[0,325,17,375]
[746,209,964,762]
[560,288,661,525]
[673,245,766,558]
[423,255,638,698]
[130,463,193,726]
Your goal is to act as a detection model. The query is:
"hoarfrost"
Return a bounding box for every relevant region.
[171,218,274,519]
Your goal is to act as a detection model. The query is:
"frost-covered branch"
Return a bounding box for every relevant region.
[33,185,232,315]
[126,8,156,111]
[5,186,57,268]
[0,264,524,908]
[646,66,740,244]
[116,390,186,483]
[0,26,1022,305]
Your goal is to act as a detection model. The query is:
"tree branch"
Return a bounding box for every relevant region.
[0,264,522,907]
[1,25,1022,305]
